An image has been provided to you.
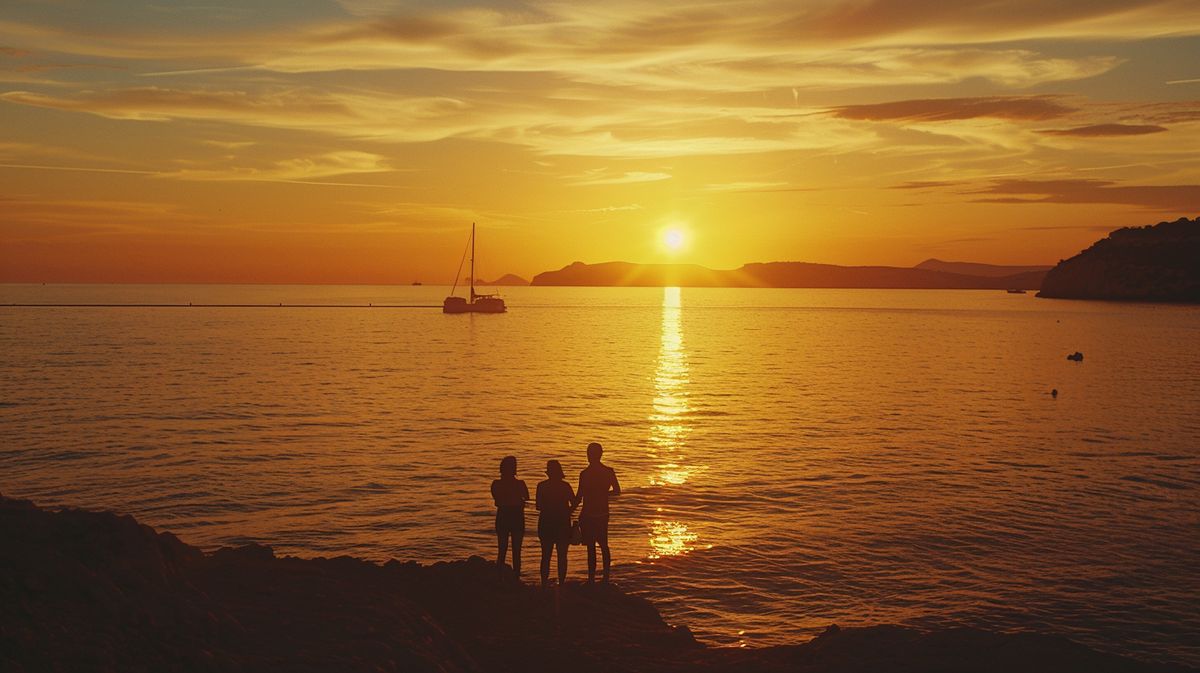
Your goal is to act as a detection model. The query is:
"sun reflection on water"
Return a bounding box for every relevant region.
[648,518,699,560]
[646,286,698,559]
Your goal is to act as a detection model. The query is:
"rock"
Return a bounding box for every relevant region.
[1,495,1190,673]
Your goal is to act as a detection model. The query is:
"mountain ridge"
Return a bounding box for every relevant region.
[529,260,1047,290]
[915,259,1053,278]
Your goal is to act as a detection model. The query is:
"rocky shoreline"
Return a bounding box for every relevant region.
[1,493,1190,673]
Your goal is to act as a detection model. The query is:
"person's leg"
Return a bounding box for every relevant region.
[496,517,508,575]
[586,541,597,582]
[540,539,552,584]
[598,519,611,581]
[582,517,598,582]
[556,540,569,584]
[511,529,523,576]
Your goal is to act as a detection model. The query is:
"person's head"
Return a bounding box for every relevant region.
[587,442,604,465]
[499,455,517,478]
[545,459,564,480]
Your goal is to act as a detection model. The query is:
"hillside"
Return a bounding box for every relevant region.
[1037,217,1200,302]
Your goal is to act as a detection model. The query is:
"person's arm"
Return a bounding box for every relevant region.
[535,483,544,511]
[490,480,499,506]
[572,472,584,509]
[521,481,530,502]
[610,469,621,497]
[567,483,577,513]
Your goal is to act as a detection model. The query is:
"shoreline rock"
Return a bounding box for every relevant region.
[1,493,1190,672]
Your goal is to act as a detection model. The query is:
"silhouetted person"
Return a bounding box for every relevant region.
[536,459,575,586]
[574,442,621,583]
[491,455,529,579]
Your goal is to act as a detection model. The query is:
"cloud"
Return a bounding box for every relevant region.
[0,1,1196,180]
[1040,123,1168,136]
[0,80,877,158]
[1020,223,1125,231]
[761,0,1200,43]
[163,150,394,182]
[831,96,1077,122]
[0,87,354,122]
[892,180,965,189]
[0,197,203,240]
[567,203,644,213]
[972,178,1200,211]
[1117,101,1200,125]
[703,181,790,192]
[0,162,158,176]
[569,170,671,186]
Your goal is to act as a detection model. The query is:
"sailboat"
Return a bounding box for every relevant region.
[443,223,507,314]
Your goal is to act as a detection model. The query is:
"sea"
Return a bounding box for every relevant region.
[2,284,1198,665]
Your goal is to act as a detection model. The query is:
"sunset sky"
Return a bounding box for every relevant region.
[2,0,1199,283]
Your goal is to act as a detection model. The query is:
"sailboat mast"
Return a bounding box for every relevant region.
[470,222,476,302]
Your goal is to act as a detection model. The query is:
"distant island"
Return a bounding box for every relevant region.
[528,260,1049,290]
[3,494,1185,673]
[478,273,529,286]
[1038,217,1200,302]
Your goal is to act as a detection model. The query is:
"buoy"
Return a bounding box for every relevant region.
[1051,389,1058,398]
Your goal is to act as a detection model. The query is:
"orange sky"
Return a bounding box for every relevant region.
[2,0,1199,283]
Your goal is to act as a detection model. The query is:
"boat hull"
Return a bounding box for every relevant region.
[443,296,506,313]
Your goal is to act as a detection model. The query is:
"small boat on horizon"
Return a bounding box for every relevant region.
[412,281,422,286]
[444,223,506,314]
[1006,289,1027,294]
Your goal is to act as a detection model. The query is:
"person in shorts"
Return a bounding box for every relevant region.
[536,459,575,586]
[491,455,529,579]
[574,442,621,583]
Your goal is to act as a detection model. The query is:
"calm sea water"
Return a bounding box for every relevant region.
[2,285,1198,665]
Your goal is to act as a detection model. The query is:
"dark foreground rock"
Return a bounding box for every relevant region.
[0,494,1189,673]
[1038,216,1200,302]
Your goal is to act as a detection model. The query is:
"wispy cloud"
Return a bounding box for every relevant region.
[831,96,1077,122]
[972,178,1200,211]
[569,170,671,186]
[891,180,966,189]
[0,87,354,123]
[703,181,791,192]
[165,150,393,181]
[566,203,644,213]
[2,0,1199,279]
[1039,123,1168,137]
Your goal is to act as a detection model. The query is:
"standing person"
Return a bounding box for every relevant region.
[535,459,575,586]
[491,455,530,580]
[575,442,621,583]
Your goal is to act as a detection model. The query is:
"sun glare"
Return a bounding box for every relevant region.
[662,227,688,253]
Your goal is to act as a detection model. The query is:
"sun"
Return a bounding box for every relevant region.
[661,226,688,253]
